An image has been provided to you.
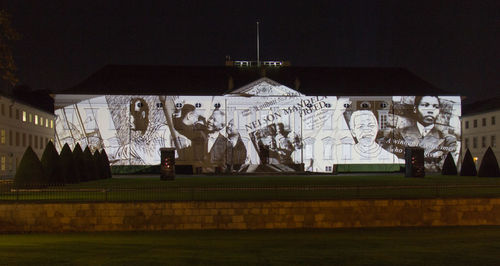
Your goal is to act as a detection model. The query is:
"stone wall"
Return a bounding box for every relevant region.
[1,198,500,232]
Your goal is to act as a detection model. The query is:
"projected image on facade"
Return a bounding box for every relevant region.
[54,80,461,173]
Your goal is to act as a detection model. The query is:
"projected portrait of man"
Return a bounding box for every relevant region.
[205,108,228,167]
[172,104,207,161]
[345,110,400,163]
[226,119,247,172]
[396,96,457,171]
[130,98,149,135]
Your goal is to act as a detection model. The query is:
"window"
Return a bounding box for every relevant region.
[473,137,477,149]
[45,118,49,128]
[492,135,496,148]
[40,117,44,127]
[304,138,315,160]
[323,111,333,130]
[493,116,496,125]
[322,138,334,160]
[34,135,38,149]
[29,113,32,123]
[9,130,12,146]
[465,121,469,129]
[9,106,12,118]
[175,103,183,108]
[360,102,371,109]
[482,136,486,148]
[0,129,5,144]
[1,103,4,115]
[22,111,27,122]
[195,103,202,108]
[1,156,5,171]
[482,118,486,126]
[380,102,388,109]
[35,115,39,125]
[156,103,163,108]
[379,114,388,130]
[22,133,26,147]
[29,134,32,147]
[15,109,19,120]
[50,120,54,129]
[325,166,332,172]
[15,132,19,146]
[465,138,469,149]
[473,120,477,128]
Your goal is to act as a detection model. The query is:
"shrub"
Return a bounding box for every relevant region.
[14,146,45,187]
[83,146,98,181]
[441,152,458,175]
[93,150,104,179]
[460,149,477,176]
[478,147,500,177]
[40,140,62,184]
[101,149,112,179]
[72,143,86,182]
[60,143,79,183]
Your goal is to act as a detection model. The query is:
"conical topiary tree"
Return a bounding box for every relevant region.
[83,146,98,181]
[101,149,112,179]
[60,143,78,183]
[14,146,45,187]
[460,149,477,176]
[93,150,104,179]
[72,143,86,182]
[40,141,62,184]
[478,147,500,177]
[441,152,458,175]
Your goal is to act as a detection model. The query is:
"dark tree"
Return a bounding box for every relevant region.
[441,152,458,175]
[14,146,44,187]
[0,10,21,88]
[40,141,62,184]
[101,149,112,179]
[460,149,477,176]
[60,143,78,183]
[72,143,86,182]
[478,147,500,177]
[93,150,104,179]
[83,146,97,181]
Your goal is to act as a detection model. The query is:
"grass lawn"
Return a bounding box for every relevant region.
[2,174,500,202]
[1,227,499,265]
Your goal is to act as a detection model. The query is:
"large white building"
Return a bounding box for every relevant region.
[54,65,461,173]
[0,91,55,178]
[461,97,500,168]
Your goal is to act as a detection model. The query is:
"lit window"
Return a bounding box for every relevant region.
[22,111,27,122]
[50,120,54,129]
[45,119,49,127]
[0,129,5,144]
[29,113,32,123]
[35,115,39,125]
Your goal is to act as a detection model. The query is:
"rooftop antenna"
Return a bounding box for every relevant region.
[256,21,260,67]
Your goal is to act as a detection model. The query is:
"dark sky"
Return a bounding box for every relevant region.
[3,0,499,103]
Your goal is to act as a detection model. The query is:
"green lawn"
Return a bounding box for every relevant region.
[1,227,499,265]
[2,174,500,202]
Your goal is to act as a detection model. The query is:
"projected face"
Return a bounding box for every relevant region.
[130,98,149,134]
[416,96,440,126]
[350,111,378,147]
[207,109,224,132]
[226,119,238,137]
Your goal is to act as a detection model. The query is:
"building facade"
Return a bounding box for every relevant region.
[0,94,56,178]
[461,97,500,168]
[54,66,461,173]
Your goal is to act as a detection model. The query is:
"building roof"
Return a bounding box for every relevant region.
[1,86,54,114]
[462,96,500,116]
[61,65,452,96]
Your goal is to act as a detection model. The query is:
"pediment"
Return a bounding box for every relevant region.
[226,77,304,97]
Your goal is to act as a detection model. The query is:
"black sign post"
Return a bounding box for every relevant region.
[160,148,176,180]
[405,147,425,178]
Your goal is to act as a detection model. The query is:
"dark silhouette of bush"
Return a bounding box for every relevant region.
[83,146,98,181]
[72,143,86,182]
[60,143,78,183]
[93,150,104,179]
[14,146,45,187]
[101,149,112,179]
[460,149,477,176]
[478,147,500,177]
[441,152,458,175]
[40,141,62,184]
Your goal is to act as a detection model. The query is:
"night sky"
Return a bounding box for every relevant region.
[3,0,499,103]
